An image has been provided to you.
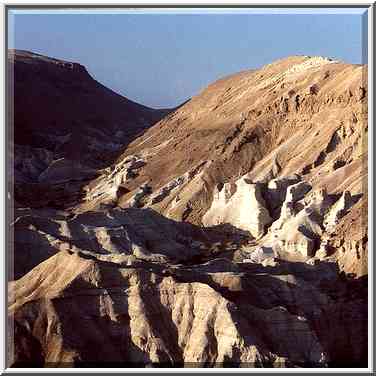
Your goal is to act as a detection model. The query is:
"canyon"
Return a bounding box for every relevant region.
[8,51,368,368]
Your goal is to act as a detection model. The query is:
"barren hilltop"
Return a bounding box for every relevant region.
[9,52,368,367]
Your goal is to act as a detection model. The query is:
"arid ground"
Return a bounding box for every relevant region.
[8,50,368,367]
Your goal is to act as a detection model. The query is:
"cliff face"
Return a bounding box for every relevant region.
[8,54,368,368]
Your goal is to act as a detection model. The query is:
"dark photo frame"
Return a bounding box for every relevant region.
[2,2,374,374]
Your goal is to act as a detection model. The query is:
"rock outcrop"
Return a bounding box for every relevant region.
[202,177,272,239]
[323,191,354,232]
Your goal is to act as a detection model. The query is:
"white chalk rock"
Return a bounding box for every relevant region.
[203,176,272,239]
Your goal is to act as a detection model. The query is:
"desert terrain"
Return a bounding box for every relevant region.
[8,50,368,367]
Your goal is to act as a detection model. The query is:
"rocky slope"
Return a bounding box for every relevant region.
[8,49,170,208]
[9,247,367,367]
[8,54,368,368]
[81,55,367,276]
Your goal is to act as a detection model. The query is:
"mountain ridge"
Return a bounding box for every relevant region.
[8,49,173,209]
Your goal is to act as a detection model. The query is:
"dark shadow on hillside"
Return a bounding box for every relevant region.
[9,50,178,209]
[11,207,251,280]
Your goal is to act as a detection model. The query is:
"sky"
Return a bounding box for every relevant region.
[8,8,367,109]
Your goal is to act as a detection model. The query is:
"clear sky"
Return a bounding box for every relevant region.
[8,8,367,109]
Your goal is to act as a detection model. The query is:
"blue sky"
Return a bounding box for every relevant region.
[8,9,367,108]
